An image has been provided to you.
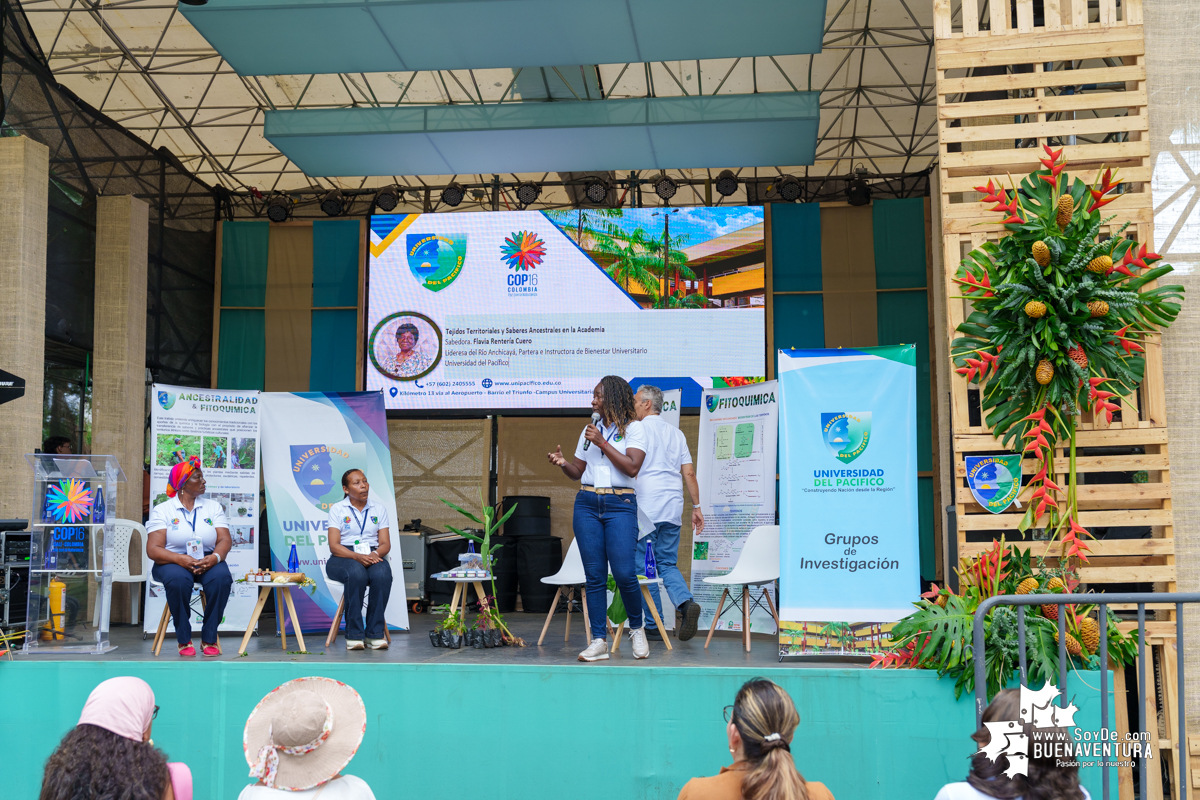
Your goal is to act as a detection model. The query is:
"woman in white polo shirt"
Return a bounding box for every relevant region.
[325,469,393,650]
[547,375,648,662]
[146,456,233,657]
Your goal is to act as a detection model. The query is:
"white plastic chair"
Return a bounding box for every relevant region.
[91,519,147,628]
[536,538,591,646]
[702,525,780,653]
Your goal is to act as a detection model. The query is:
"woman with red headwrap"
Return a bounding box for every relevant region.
[146,457,233,657]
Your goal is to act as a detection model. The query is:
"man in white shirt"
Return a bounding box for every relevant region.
[633,385,704,640]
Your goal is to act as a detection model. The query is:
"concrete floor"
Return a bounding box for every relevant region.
[16,606,858,668]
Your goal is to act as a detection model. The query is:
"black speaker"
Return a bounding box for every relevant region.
[502,496,551,537]
[492,540,519,612]
[426,537,481,607]
[516,536,562,613]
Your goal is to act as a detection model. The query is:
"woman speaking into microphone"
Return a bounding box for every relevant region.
[547,375,648,662]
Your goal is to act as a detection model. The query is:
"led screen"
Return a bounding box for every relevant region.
[366,207,766,410]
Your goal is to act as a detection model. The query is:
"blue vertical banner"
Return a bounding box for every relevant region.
[777,347,919,653]
[261,391,408,633]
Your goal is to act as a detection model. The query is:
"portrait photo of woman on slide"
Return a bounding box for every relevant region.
[369,311,442,381]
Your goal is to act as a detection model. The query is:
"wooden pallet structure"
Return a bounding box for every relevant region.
[933,2,1178,797]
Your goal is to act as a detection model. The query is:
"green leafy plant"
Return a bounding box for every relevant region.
[435,608,465,635]
[439,496,526,646]
[950,149,1183,563]
[874,540,1137,700]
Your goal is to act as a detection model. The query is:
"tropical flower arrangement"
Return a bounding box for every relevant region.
[949,148,1182,558]
[872,539,1137,700]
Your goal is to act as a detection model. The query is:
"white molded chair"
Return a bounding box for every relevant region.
[325,555,395,647]
[536,538,590,646]
[92,519,147,628]
[702,525,780,653]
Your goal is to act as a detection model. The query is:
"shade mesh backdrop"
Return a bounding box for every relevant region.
[1145,0,1200,734]
[388,419,491,532]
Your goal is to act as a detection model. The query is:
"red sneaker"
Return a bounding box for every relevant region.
[178,642,196,657]
[201,643,220,657]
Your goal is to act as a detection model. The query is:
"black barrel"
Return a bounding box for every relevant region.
[502,496,551,538]
[492,539,519,612]
[426,537,482,607]
[516,536,562,613]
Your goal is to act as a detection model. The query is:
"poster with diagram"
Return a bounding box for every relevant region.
[691,381,778,635]
[144,385,262,635]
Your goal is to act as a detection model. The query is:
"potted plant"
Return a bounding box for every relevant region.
[440,496,526,646]
[432,608,465,649]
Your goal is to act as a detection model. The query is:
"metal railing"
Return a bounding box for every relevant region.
[973,592,1200,800]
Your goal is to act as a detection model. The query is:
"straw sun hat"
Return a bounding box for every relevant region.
[243,677,366,791]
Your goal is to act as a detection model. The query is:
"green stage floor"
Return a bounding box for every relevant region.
[1,614,1113,800]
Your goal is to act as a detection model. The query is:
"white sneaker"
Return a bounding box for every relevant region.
[630,627,650,659]
[366,638,388,650]
[346,639,365,650]
[578,638,610,662]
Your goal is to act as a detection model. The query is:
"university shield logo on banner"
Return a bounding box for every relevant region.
[406,233,466,292]
[820,412,872,463]
[706,395,720,413]
[290,444,354,512]
[965,454,1023,513]
[157,390,174,410]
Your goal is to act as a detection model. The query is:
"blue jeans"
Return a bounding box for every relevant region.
[152,561,233,646]
[573,489,643,638]
[326,555,392,640]
[636,522,695,631]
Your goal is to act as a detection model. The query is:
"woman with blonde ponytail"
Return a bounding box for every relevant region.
[678,679,834,800]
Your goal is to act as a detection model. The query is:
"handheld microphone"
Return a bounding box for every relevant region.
[583,412,601,450]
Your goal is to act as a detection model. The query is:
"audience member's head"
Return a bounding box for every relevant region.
[40,677,168,800]
[244,677,367,792]
[42,436,72,455]
[967,688,1083,800]
[728,678,810,800]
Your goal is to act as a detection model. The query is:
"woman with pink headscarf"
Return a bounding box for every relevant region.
[39,676,192,800]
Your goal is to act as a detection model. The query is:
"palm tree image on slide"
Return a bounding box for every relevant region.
[546,208,711,309]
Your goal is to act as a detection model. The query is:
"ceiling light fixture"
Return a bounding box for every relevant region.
[265,193,293,222]
[714,170,739,197]
[515,182,541,207]
[776,176,803,202]
[375,185,401,212]
[847,165,872,206]
[320,189,345,217]
[653,173,678,201]
[441,182,466,207]
[583,176,610,205]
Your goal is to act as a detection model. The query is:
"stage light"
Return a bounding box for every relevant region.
[515,182,541,206]
[375,185,401,212]
[583,176,609,205]
[714,170,739,197]
[441,182,465,207]
[320,189,345,217]
[777,175,803,202]
[653,173,678,201]
[847,165,872,207]
[265,193,292,223]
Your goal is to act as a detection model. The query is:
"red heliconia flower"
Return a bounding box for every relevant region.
[974,180,1004,204]
[920,583,942,601]
[1086,167,1122,214]
[1022,406,1049,422]
[1110,324,1145,356]
[956,364,978,382]
[1040,144,1064,168]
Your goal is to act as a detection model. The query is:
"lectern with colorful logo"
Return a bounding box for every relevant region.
[22,454,126,654]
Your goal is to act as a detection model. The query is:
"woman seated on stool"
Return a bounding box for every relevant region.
[325,469,393,651]
[146,456,233,657]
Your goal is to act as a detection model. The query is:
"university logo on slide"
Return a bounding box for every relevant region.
[290,444,354,511]
[706,395,720,413]
[821,412,872,464]
[965,454,1023,513]
[406,233,466,292]
[157,390,175,410]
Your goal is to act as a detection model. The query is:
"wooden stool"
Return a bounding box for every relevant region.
[537,586,590,646]
[325,587,393,647]
[152,590,222,656]
[239,584,307,656]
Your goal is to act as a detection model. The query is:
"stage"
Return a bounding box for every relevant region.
[2,612,1113,800]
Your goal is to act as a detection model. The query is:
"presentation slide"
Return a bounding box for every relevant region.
[366,207,766,410]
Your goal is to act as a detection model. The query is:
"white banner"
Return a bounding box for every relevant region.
[690,382,778,635]
[660,388,682,428]
[144,386,262,634]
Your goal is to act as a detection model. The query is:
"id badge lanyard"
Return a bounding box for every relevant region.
[349,507,369,540]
